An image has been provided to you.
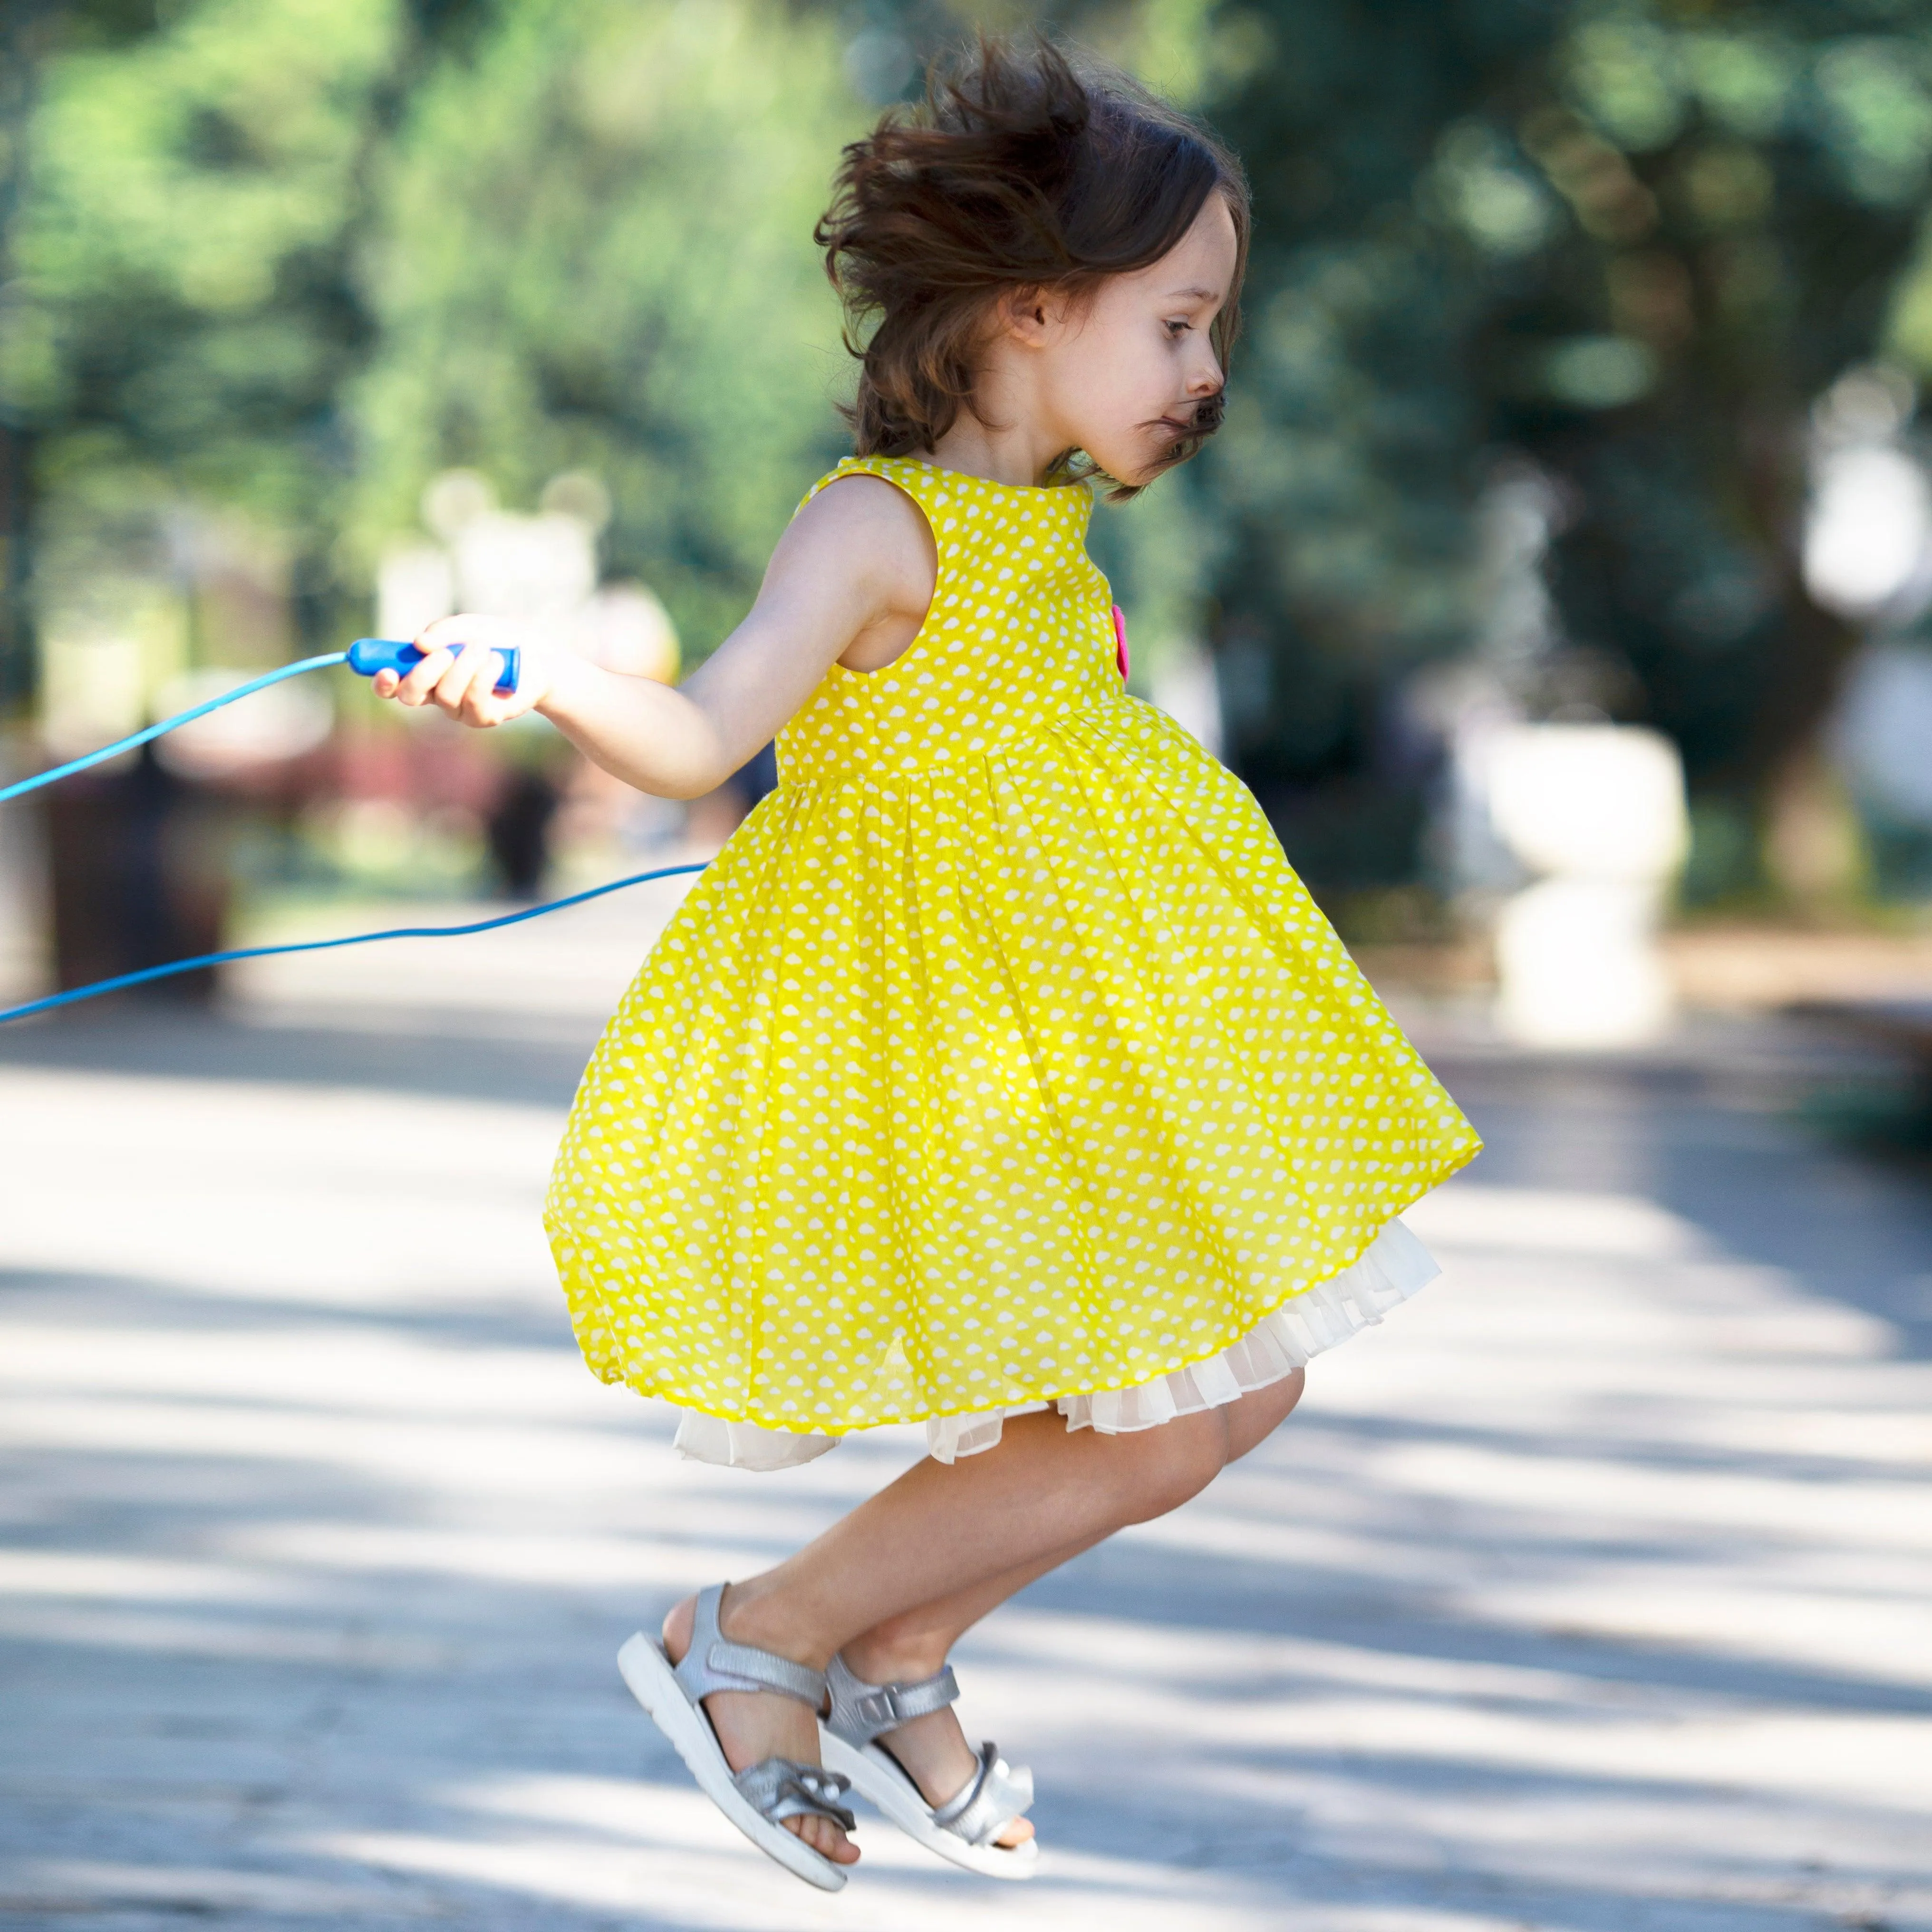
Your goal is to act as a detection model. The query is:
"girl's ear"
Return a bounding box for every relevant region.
[999,285,1055,346]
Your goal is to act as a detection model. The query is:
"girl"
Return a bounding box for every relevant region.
[375,38,1480,1893]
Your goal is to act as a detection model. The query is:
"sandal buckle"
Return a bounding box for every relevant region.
[854,1685,907,1729]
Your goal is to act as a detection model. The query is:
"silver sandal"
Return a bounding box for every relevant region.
[617,1584,857,1892]
[819,1652,1038,1880]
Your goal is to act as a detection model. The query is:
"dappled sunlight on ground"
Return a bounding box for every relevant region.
[2,1008,1929,1928]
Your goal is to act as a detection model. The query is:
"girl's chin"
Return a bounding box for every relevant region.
[1133,444,1185,480]
[1080,434,1178,486]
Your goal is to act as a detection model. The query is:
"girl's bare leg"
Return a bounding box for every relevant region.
[829,1368,1306,1840]
[662,1369,1306,1862]
[834,1539,1096,1850]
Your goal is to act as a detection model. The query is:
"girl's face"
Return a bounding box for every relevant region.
[1022,193,1239,486]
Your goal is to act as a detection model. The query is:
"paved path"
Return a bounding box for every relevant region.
[1,975,1929,1929]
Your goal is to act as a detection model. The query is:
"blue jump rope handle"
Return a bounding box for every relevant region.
[347,637,520,696]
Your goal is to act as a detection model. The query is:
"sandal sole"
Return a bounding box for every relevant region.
[618,1633,848,1892]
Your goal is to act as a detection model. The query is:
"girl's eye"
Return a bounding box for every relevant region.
[1165,319,1192,338]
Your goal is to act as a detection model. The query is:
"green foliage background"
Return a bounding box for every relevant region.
[347,0,862,649]
[6,0,1932,907]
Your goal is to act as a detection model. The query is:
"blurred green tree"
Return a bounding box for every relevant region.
[345,0,863,654]
[1476,5,1932,906]
[1,0,174,711]
[1186,0,1932,906]
[0,0,415,674]
[10,0,1932,918]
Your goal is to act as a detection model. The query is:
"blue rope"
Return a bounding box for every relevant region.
[0,862,710,1027]
[0,645,711,1029]
[0,652,350,806]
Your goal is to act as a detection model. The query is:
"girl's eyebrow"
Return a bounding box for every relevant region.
[1165,284,1221,302]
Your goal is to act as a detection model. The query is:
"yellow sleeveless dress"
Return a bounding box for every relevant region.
[544,455,1481,1468]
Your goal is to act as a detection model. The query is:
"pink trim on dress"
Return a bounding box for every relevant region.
[1111,604,1130,682]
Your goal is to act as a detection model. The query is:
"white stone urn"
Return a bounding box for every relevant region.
[1482,723,1689,1048]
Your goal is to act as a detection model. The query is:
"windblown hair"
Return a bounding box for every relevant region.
[815,37,1249,496]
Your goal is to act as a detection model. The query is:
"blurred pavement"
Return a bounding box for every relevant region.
[2,899,1930,1930]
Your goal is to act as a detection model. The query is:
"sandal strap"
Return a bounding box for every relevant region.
[823,1652,959,1745]
[674,1584,827,1709]
[734,1756,857,1834]
[931,1740,1034,1847]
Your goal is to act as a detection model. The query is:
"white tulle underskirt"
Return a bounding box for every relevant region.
[671,1217,1440,1473]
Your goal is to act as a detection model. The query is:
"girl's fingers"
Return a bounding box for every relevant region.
[371,618,535,724]
[434,643,499,717]
[458,652,516,726]
[396,645,455,705]
[463,689,516,729]
[406,616,493,708]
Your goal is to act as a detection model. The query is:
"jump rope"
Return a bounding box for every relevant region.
[0,609,1133,1029]
[0,638,708,1027]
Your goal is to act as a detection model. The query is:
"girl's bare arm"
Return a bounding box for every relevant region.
[372,475,935,798]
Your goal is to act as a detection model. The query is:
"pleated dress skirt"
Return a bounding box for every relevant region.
[543,455,1482,1469]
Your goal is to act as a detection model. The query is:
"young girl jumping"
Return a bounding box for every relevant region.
[374,38,1480,1893]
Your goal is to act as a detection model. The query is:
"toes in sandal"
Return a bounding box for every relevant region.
[618,1583,856,1892]
[819,1652,1037,1880]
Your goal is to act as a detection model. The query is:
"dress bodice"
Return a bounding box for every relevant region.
[777,455,1123,785]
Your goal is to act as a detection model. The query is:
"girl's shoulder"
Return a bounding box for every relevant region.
[797,453,936,514]
[792,457,936,544]
[800,454,1094,534]
[782,459,937,614]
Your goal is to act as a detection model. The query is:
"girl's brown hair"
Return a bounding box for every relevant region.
[815,37,1249,495]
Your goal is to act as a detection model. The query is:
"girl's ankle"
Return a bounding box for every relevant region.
[839,1629,950,1685]
[718,1579,835,1673]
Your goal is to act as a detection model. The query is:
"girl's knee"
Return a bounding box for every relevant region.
[1225,1368,1305,1462]
[1110,1412,1228,1523]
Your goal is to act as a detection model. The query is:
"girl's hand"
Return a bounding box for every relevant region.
[369,613,551,727]
[362,474,931,797]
